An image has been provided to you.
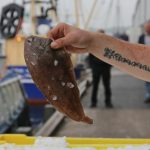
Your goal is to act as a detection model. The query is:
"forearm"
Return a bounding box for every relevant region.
[90,33,150,81]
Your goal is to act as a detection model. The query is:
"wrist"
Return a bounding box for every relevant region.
[88,32,105,54]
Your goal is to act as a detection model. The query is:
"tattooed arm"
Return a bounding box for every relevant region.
[48,23,150,81]
[91,33,150,81]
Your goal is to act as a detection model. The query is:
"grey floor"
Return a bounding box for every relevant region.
[53,69,150,138]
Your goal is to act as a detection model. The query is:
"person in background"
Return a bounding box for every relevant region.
[89,30,112,108]
[138,20,150,103]
[119,32,129,41]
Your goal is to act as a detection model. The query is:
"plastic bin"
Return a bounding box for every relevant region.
[1,134,150,150]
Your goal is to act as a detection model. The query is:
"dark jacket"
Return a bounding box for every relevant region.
[88,54,111,69]
[120,33,129,41]
[138,34,145,44]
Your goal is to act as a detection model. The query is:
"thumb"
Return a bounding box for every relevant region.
[51,37,69,49]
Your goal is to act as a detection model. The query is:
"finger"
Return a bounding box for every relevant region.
[51,37,67,48]
[51,34,75,48]
[47,32,54,41]
[65,46,86,53]
[47,23,67,40]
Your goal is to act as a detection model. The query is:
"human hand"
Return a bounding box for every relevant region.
[48,23,95,53]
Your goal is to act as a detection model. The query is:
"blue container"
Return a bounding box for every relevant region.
[74,64,84,79]
[7,66,45,100]
[5,66,45,126]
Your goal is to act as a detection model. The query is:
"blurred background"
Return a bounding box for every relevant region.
[0,0,150,138]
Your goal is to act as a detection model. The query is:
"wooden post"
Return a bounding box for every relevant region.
[31,0,36,35]
[74,0,80,27]
[116,0,120,33]
[72,0,81,66]
[84,0,97,29]
[79,0,85,26]
[53,0,60,23]
[104,0,114,29]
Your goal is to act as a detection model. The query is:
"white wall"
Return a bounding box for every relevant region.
[133,0,150,26]
[130,0,150,43]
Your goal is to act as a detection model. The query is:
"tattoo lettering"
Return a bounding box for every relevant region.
[103,47,150,72]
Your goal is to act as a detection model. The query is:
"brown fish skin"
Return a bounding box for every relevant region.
[24,36,93,124]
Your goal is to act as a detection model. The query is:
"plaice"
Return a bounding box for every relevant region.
[24,36,93,124]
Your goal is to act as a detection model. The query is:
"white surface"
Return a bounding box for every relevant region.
[108,145,150,150]
[0,137,95,149]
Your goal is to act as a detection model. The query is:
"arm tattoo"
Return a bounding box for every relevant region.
[103,47,150,72]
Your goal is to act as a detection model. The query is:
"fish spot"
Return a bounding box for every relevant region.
[39,45,44,50]
[31,61,36,66]
[51,77,55,80]
[27,37,33,45]
[61,82,66,86]
[54,60,58,66]
[48,85,51,90]
[67,82,74,88]
[46,99,49,102]
[52,95,57,100]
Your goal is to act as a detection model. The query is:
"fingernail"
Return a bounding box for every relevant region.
[51,41,58,48]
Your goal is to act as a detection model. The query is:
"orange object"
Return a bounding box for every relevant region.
[16,35,22,42]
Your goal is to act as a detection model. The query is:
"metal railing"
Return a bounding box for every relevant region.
[0,77,25,133]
